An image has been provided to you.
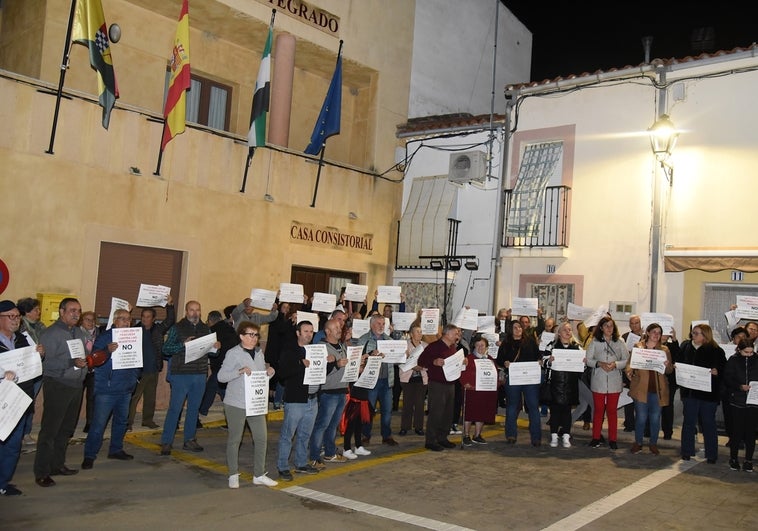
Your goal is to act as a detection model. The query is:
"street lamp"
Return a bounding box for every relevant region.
[648,114,678,183]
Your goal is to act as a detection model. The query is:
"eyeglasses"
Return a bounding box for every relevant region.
[0,314,21,320]
[691,331,703,336]
[242,332,259,337]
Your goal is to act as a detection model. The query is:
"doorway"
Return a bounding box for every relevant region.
[290,266,361,300]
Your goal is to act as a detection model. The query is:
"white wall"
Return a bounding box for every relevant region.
[409,0,531,118]
[395,129,504,317]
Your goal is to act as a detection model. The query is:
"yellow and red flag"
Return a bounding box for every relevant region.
[71,0,119,129]
[161,0,191,151]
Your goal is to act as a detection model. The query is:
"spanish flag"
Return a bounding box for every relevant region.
[71,0,119,129]
[161,0,191,151]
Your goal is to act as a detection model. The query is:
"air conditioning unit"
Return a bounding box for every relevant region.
[448,151,487,185]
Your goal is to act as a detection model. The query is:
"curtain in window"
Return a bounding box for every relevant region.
[185,78,201,124]
[208,86,227,130]
[506,142,563,238]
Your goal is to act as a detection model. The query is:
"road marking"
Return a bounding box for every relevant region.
[283,486,475,531]
[541,458,700,531]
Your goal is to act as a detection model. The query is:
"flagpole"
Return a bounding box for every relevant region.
[240,147,254,192]
[46,0,78,155]
[309,145,327,208]
[309,39,343,208]
[154,118,168,175]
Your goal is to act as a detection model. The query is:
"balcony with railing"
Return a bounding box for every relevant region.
[502,185,570,248]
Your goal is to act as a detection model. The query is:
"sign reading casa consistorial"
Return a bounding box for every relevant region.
[290,221,373,253]
[256,0,340,36]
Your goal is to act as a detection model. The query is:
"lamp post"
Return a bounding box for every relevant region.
[647,113,678,312]
[419,254,479,325]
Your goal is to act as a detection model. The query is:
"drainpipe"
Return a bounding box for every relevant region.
[650,67,667,312]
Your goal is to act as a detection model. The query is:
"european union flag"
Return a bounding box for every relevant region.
[304,51,342,155]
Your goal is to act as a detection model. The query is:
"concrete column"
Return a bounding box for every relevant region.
[269,33,295,147]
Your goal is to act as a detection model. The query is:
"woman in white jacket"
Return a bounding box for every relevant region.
[218,322,277,489]
[585,316,629,450]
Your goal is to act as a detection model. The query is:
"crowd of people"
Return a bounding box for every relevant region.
[2,292,757,497]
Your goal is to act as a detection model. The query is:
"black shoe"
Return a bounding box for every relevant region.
[623,426,634,432]
[278,469,293,481]
[398,429,407,436]
[142,421,160,429]
[681,455,691,461]
[589,439,601,448]
[196,419,203,429]
[663,433,672,440]
[35,476,55,487]
[743,461,753,472]
[425,443,444,452]
[609,441,618,450]
[0,484,22,496]
[50,466,78,476]
[294,464,319,475]
[414,429,425,436]
[108,450,134,461]
[439,439,456,449]
[729,458,740,471]
[462,436,473,446]
[82,457,94,470]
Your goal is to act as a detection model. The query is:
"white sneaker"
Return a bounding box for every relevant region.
[253,473,278,487]
[355,446,371,456]
[23,434,36,446]
[228,474,240,489]
[562,434,572,448]
[343,449,358,460]
[550,433,559,448]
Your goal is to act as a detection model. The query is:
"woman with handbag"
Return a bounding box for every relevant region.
[585,316,629,450]
[626,323,673,455]
[497,321,542,446]
[545,322,584,448]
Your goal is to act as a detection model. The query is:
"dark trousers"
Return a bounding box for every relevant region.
[400,381,426,431]
[452,380,462,425]
[729,405,757,461]
[426,380,454,445]
[661,381,677,437]
[392,365,402,411]
[199,370,226,416]
[128,371,158,426]
[83,371,95,427]
[34,378,83,477]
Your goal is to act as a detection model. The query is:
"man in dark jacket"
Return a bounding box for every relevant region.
[199,310,239,419]
[82,308,143,469]
[127,300,175,430]
[0,300,45,496]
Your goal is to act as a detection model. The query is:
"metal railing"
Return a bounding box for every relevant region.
[502,185,571,248]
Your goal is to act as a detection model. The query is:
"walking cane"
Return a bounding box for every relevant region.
[460,385,467,450]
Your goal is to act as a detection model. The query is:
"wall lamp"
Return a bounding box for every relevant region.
[429,259,444,270]
[648,114,678,184]
[464,258,479,271]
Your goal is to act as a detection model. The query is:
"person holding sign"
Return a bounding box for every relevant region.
[418,324,466,451]
[218,322,277,488]
[722,338,758,472]
[677,323,725,463]
[276,321,320,480]
[160,301,219,456]
[585,316,629,450]
[34,298,87,488]
[230,297,278,329]
[398,324,428,437]
[0,300,44,496]
[496,321,543,446]
[626,323,673,455]
[459,335,498,445]
[81,309,143,470]
[544,322,584,449]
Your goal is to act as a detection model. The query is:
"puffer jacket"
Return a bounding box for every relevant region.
[723,352,758,408]
[546,340,581,405]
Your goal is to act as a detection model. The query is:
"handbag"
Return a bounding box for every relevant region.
[540,368,553,404]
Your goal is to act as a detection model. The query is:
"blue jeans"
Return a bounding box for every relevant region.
[277,398,318,471]
[506,383,541,443]
[22,378,43,436]
[84,392,130,459]
[364,377,392,439]
[0,411,26,489]
[681,396,718,460]
[161,373,205,445]
[309,393,347,460]
[273,382,285,406]
[634,392,661,445]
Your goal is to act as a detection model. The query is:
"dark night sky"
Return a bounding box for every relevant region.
[502,1,758,81]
